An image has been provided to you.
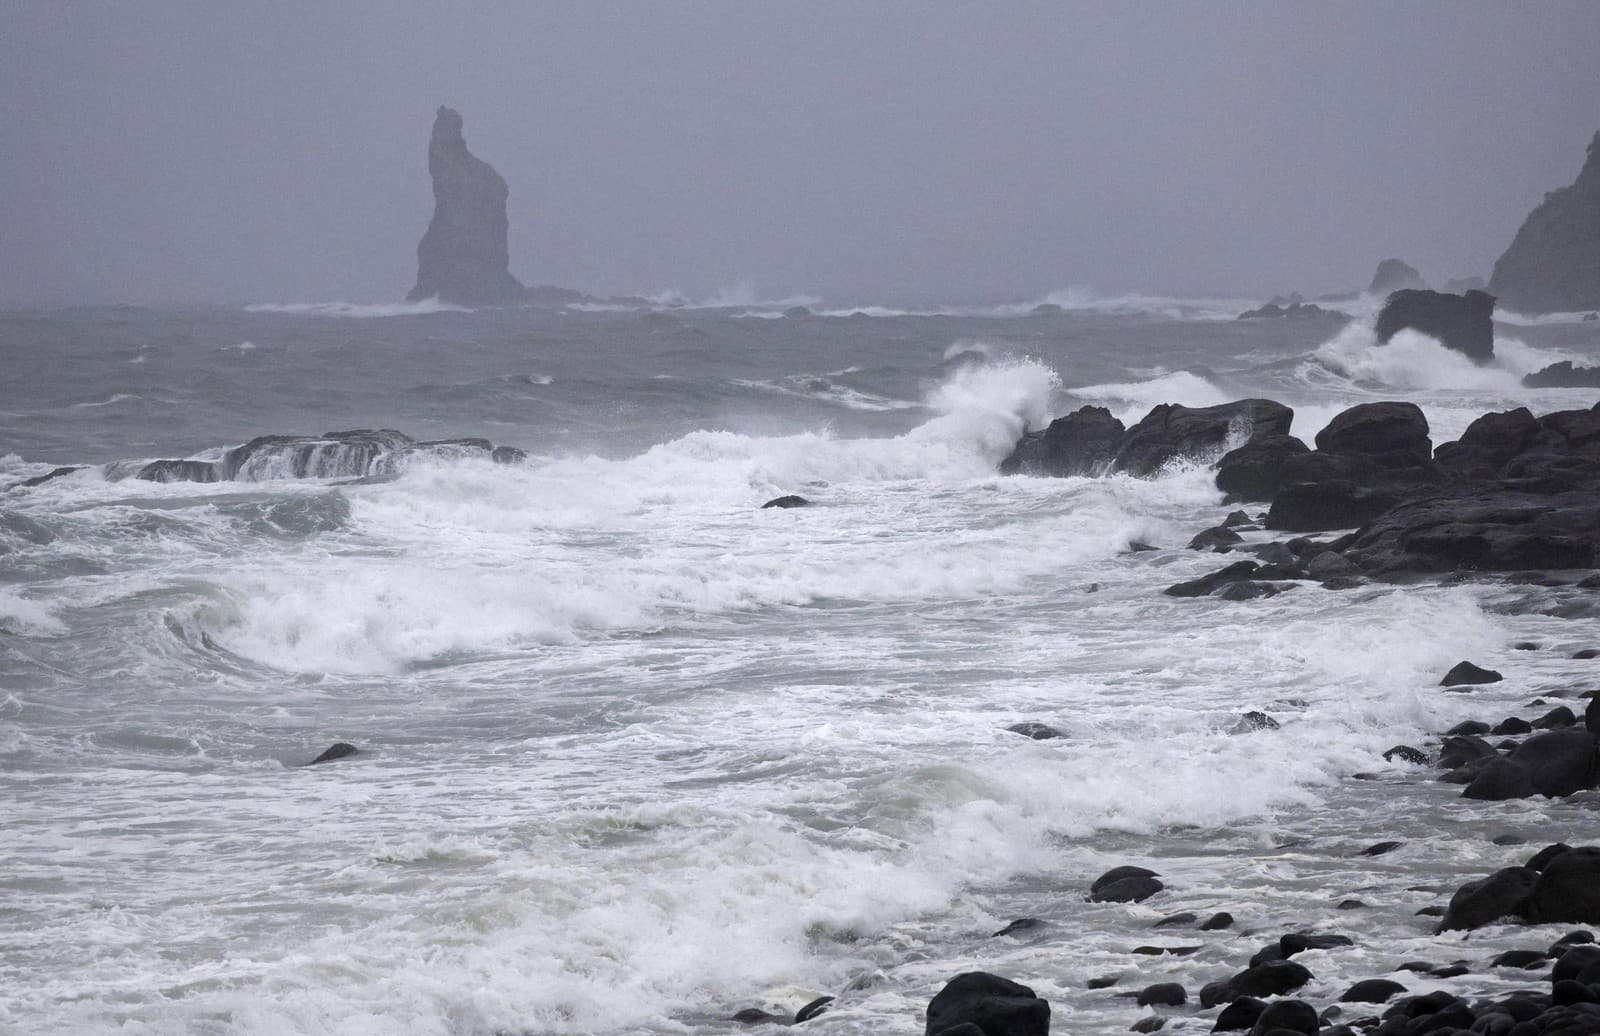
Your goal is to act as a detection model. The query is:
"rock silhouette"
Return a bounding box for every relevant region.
[408,107,526,306]
[1489,130,1600,313]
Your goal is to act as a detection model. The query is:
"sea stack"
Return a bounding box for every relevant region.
[1367,258,1428,295]
[407,106,526,306]
[1489,131,1600,313]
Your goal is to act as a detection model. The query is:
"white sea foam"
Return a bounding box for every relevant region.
[0,589,67,636]
[244,299,470,318]
[69,393,138,409]
[1069,370,1233,425]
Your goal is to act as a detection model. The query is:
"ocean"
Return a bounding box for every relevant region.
[2,292,1599,1034]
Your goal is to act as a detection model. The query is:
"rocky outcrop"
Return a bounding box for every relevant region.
[408,107,526,306]
[1215,435,1311,502]
[1367,258,1428,295]
[1524,361,1600,388]
[1113,399,1293,477]
[1236,301,1340,320]
[130,430,526,484]
[1489,131,1600,313]
[1375,289,1496,363]
[924,972,1049,1036]
[999,406,1124,476]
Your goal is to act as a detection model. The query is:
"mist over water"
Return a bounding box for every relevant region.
[1,296,1597,1033]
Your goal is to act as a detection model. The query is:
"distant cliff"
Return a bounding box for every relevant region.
[1488,131,1600,314]
[407,107,526,305]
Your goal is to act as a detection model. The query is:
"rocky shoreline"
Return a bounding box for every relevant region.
[730,394,1600,1034]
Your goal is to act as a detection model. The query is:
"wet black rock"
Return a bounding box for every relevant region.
[1447,720,1492,736]
[925,972,1050,1036]
[1231,711,1280,734]
[1383,745,1429,765]
[1493,717,1534,735]
[1438,734,1498,769]
[1087,975,1119,990]
[1112,399,1294,478]
[408,106,526,305]
[1361,840,1403,856]
[1526,847,1600,925]
[1439,866,1539,931]
[1130,1017,1165,1034]
[16,465,84,488]
[1136,982,1186,1007]
[1314,401,1433,467]
[1280,932,1353,956]
[1492,949,1549,969]
[1227,960,1312,1000]
[794,996,833,1023]
[762,495,810,509]
[1000,406,1125,477]
[1441,661,1503,686]
[992,918,1044,938]
[1089,872,1165,903]
[306,742,358,765]
[1342,979,1407,1004]
[1375,289,1496,364]
[731,1007,781,1024]
[1212,996,1267,1031]
[1006,722,1064,740]
[1201,912,1235,931]
[1163,561,1260,598]
[1510,730,1600,796]
[1216,435,1312,502]
[138,459,220,483]
[1154,912,1197,929]
[1462,759,1537,801]
[1532,706,1579,729]
[1189,526,1244,551]
[1249,998,1319,1034]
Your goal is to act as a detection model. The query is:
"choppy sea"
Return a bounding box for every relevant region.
[2,290,1599,1034]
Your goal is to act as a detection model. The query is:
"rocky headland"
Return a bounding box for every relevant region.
[1489,131,1600,315]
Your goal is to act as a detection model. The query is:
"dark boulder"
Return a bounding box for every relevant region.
[1000,406,1125,477]
[1136,983,1186,1007]
[1247,999,1319,1035]
[1526,847,1600,925]
[1089,874,1164,903]
[1216,435,1312,502]
[1112,400,1294,477]
[1374,289,1496,364]
[1434,408,1541,479]
[1227,960,1312,999]
[407,106,527,305]
[1488,130,1600,314]
[1368,258,1428,295]
[1532,705,1578,729]
[1438,866,1539,931]
[1509,730,1600,797]
[1189,526,1244,551]
[1212,997,1267,1031]
[1383,745,1429,765]
[794,996,833,1023]
[991,918,1043,938]
[924,972,1050,1036]
[1341,979,1406,1004]
[1438,734,1498,769]
[1313,402,1432,467]
[1462,758,1536,801]
[1264,479,1410,533]
[1201,912,1235,931]
[761,495,810,509]
[1442,661,1503,686]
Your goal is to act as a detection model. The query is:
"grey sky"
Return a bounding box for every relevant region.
[2,1,1597,306]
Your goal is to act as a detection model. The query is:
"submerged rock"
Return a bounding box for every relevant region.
[132,430,525,484]
[761,495,810,509]
[305,742,358,765]
[1375,288,1496,364]
[1441,661,1503,686]
[408,106,526,306]
[1489,130,1600,314]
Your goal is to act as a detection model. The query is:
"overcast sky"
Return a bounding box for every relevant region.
[2,2,1597,307]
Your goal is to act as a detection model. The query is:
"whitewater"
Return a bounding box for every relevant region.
[2,298,1598,1034]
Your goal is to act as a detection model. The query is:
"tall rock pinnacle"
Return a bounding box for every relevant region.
[1488,131,1600,314]
[407,107,526,305]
